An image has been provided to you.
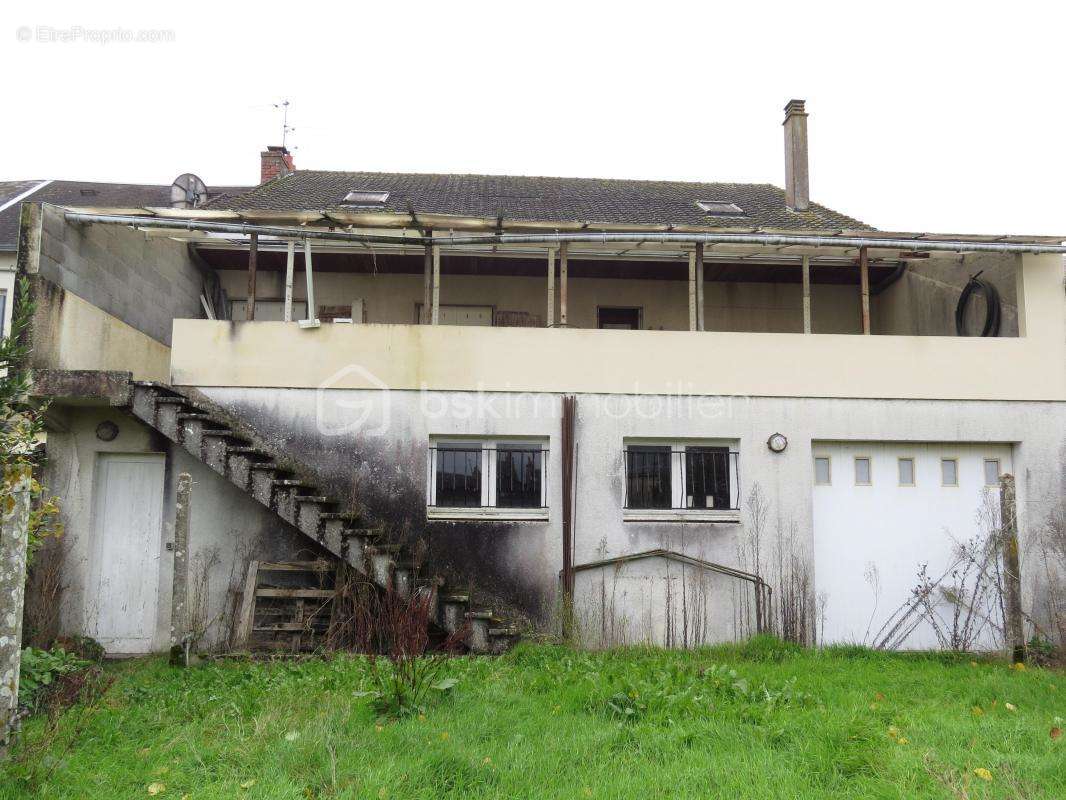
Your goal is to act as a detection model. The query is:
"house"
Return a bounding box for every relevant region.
[14,101,1066,655]
[0,177,249,335]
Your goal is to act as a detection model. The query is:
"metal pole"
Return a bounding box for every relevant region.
[547,247,556,327]
[695,242,705,331]
[303,239,316,321]
[561,396,576,638]
[245,232,258,321]
[423,237,433,324]
[559,242,568,326]
[431,245,441,325]
[283,240,295,322]
[859,246,871,334]
[802,255,812,334]
[688,251,697,331]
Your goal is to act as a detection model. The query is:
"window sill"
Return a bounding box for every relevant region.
[623,509,741,524]
[427,507,549,522]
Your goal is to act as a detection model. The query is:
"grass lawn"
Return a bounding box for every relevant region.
[1,638,1062,799]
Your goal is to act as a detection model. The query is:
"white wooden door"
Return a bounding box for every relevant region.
[89,453,166,654]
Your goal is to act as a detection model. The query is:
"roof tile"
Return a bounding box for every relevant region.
[206,170,873,231]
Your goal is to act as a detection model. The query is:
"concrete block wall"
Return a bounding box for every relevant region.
[874,252,1020,337]
[36,204,204,345]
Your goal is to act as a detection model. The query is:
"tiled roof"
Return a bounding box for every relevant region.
[207,170,874,231]
[0,180,252,250]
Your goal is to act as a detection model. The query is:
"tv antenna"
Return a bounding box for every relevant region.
[273,99,295,149]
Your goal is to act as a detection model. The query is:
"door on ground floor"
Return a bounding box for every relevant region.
[812,442,1012,649]
[88,452,166,654]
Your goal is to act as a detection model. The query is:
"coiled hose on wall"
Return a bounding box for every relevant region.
[955,271,1002,337]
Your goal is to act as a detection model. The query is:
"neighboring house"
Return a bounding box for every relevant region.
[0,177,249,335]
[13,101,1066,655]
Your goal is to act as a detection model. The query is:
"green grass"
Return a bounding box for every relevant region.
[2,639,1062,799]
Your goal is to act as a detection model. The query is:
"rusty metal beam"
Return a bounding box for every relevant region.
[245,232,258,321]
[859,246,871,334]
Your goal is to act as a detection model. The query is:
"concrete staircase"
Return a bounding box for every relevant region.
[124,380,519,654]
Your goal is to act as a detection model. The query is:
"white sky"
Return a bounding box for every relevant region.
[2,1,1064,235]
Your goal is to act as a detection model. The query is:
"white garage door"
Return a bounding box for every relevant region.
[813,442,1011,649]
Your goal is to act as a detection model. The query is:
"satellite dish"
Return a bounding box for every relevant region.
[171,173,209,209]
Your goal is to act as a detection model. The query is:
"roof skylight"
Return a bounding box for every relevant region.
[696,200,744,216]
[342,190,389,206]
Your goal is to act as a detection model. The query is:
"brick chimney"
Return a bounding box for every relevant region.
[782,99,809,211]
[260,145,295,183]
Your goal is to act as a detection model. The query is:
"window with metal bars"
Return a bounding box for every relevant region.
[495,448,543,508]
[434,446,482,507]
[429,441,548,511]
[684,446,731,509]
[624,442,740,512]
[624,446,672,509]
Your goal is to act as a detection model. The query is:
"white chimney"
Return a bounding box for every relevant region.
[783,99,809,211]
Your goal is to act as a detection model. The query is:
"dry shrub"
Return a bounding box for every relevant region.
[23,534,68,648]
[738,483,815,645]
[326,564,468,716]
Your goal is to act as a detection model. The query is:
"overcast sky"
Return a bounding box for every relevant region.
[3,1,1063,236]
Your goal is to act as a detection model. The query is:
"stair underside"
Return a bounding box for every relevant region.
[125,380,518,655]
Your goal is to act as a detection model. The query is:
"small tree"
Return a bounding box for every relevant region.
[0,278,61,558]
[1,278,62,750]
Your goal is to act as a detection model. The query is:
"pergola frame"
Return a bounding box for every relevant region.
[62,208,1066,336]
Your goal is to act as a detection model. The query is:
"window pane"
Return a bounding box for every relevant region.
[941,459,958,486]
[434,447,481,506]
[984,459,1000,487]
[496,448,543,508]
[625,446,671,509]
[854,457,871,485]
[685,447,730,509]
[814,457,831,485]
[898,458,915,486]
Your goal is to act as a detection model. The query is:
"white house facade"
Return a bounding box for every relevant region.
[13,102,1066,655]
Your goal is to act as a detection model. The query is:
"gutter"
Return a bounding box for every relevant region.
[62,210,1066,255]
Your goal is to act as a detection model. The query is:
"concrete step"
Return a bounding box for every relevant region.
[295,496,336,540]
[226,447,274,491]
[130,384,178,426]
[177,414,230,459]
[202,431,251,475]
[465,614,491,653]
[369,551,395,588]
[439,597,469,634]
[393,564,413,598]
[250,464,286,506]
[366,543,403,555]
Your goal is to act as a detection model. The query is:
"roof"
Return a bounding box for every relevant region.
[204,170,874,232]
[0,179,252,250]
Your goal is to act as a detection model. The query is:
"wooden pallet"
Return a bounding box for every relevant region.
[232,560,338,652]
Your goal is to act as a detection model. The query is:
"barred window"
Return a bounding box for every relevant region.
[496,447,544,508]
[624,442,739,513]
[434,446,482,507]
[684,446,731,509]
[624,446,672,509]
[428,439,548,514]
